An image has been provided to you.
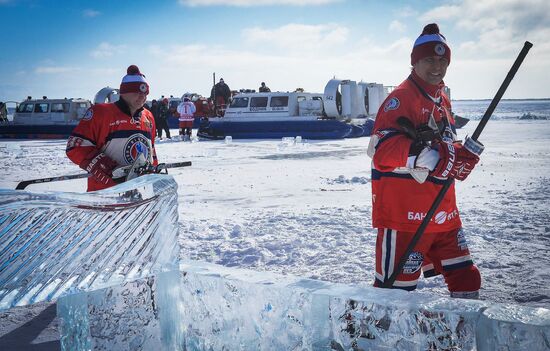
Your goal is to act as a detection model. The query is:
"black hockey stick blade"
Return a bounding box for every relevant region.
[16,173,90,190]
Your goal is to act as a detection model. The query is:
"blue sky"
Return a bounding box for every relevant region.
[0,0,548,102]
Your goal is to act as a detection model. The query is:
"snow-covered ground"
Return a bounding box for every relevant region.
[1,119,549,348]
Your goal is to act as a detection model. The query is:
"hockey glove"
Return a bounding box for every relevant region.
[431,139,482,181]
[430,140,457,179]
[451,137,484,181]
[80,152,118,186]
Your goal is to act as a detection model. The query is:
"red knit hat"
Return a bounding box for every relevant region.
[410,23,451,65]
[120,65,149,95]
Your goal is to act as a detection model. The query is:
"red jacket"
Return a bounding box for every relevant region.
[369,72,461,232]
[66,99,158,192]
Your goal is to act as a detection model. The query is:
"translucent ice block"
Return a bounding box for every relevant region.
[58,260,550,351]
[0,175,179,310]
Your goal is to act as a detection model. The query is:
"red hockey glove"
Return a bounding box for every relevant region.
[80,152,118,186]
[431,140,457,179]
[431,138,483,181]
[451,137,484,181]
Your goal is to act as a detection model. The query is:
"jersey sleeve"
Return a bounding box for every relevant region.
[66,106,105,168]
[370,92,415,171]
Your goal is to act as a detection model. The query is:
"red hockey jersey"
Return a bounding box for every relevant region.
[66,99,158,192]
[369,72,461,232]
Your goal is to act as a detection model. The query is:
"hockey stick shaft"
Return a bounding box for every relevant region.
[16,161,192,190]
[382,41,533,288]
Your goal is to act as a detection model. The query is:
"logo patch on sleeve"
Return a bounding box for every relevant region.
[83,108,93,120]
[384,97,400,112]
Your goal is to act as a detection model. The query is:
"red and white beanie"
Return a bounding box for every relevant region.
[411,23,451,65]
[120,65,149,95]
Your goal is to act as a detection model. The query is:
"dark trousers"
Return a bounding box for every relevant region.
[156,118,171,138]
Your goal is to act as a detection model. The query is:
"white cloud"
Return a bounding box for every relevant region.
[140,30,413,99]
[83,9,101,18]
[35,66,79,74]
[179,0,341,7]
[396,5,418,18]
[90,42,126,59]
[421,0,550,56]
[242,23,349,54]
[389,20,406,33]
[411,0,550,98]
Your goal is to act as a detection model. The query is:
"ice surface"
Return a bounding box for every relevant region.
[0,175,179,310]
[58,260,550,351]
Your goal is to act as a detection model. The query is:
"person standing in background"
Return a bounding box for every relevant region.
[0,102,7,122]
[150,99,160,129]
[157,98,171,140]
[366,23,484,298]
[259,82,271,92]
[66,65,158,192]
[211,78,231,116]
[177,96,196,141]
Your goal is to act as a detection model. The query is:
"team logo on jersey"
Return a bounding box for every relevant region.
[435,43,446,56]
[434,211,447,224]
[83,108,93,120]
[403,252,423,274]
[384,97,400,112]
[124,134,150,164]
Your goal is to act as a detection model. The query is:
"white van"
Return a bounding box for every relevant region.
[13,97,92,125]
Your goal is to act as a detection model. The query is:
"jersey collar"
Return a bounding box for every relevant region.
[115,98,145,119]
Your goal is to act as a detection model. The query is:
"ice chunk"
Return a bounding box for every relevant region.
[477,304,550,350]
[0,175,180,310]
[58,260,550,350]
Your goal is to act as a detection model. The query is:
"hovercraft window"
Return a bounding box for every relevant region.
[17,103,34,113]
[230,97,249,108]
[34,103,49,113]
[250,97,268,108]
[51,103,70,113]
[270,96,289,107]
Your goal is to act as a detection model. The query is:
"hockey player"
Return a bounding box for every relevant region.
[176,96,196,140]
[367,24,484,298]
[66,65,158,192]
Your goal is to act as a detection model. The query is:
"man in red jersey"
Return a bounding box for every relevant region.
[367,24,485,298]
[66,65,158,192]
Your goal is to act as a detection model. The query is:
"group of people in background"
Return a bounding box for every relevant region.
[146,94,212,140]
[147,99,171,139]
[143,78,272,141]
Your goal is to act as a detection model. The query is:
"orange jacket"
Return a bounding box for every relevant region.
[66,99,157,192]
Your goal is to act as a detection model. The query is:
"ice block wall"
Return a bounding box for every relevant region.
[58,260,550,351]
[0,175,179,310]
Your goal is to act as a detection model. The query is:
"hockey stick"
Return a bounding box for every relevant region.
[15,161,192,190]
[382,41,533,288]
